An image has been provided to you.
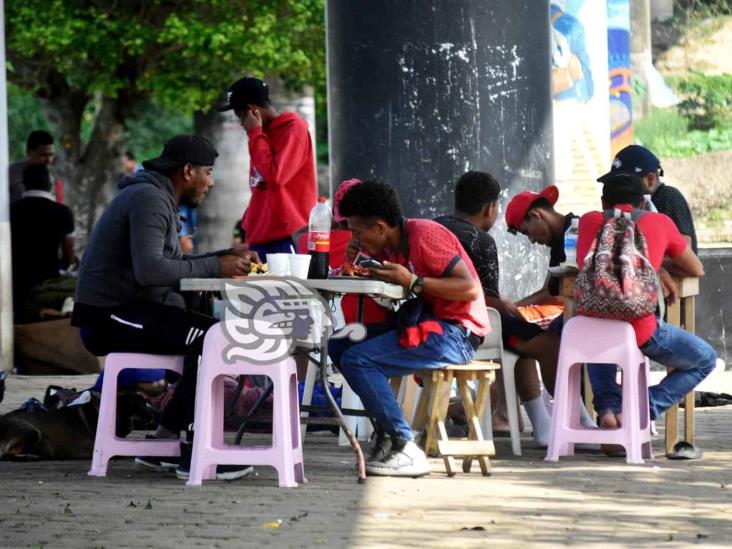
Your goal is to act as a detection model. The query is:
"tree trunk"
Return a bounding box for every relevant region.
[40,95,128,249]
[194,107,252,253]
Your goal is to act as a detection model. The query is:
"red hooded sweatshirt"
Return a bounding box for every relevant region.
[242,112,317,245]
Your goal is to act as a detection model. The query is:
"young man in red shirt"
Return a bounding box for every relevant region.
[218,77,317,260]
[577,174,716,430]
[330,180,490,477]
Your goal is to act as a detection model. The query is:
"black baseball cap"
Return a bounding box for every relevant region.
[597,145,663,183]
[217,77,270,112]
[142,135,218,173]
[601,173,646,204]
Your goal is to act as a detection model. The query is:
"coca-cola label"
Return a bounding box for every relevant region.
[308,231,330,252]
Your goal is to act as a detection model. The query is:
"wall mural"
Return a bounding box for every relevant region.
[607,0,634,156]
[550,0,610,217]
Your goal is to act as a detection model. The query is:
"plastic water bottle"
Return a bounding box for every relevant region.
[307,197,331,279]
[564,217,579,267]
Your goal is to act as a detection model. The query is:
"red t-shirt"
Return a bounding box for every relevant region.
[380,219,490,337]
[296,229,389,324]
[243,112,317,244]
[577,207,687,345]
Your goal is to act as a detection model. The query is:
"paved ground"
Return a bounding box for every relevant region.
[1,374,732,548]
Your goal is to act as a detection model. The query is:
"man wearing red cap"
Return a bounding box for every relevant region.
[505,185,578,307]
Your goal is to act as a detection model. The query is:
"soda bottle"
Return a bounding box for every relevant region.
[564,217,579,267]
[307,196,331,279]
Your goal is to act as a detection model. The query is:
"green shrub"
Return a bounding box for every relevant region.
[636,106,732,158]
[668,73,732,131]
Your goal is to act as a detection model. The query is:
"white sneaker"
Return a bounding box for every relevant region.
[365,440,431,477]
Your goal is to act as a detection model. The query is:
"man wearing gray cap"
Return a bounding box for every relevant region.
[72,135,258,480]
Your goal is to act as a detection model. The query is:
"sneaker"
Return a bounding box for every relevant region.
[365,439,431,478]
[175,463,255,481]
[366,430,392,464]
[175,440,254,481]
[134,456,178,472]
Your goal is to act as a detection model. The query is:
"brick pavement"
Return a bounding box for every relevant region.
[1,374,731,548]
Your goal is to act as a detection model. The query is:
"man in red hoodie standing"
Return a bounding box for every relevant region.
[218,77,317,260]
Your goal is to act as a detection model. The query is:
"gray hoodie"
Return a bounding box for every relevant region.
[75,170,223,309]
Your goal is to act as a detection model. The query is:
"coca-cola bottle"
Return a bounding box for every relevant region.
[307,196,331,279]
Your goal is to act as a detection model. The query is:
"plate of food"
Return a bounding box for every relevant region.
[337,261,371,277]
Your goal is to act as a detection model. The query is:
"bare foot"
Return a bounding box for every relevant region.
[599,410,625,457]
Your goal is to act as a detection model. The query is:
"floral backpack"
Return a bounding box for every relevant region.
[575,208,659,321]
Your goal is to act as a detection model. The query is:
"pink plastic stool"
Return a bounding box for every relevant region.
[546,316,652,465]
[88,353,185,477]
[186,323,305,488]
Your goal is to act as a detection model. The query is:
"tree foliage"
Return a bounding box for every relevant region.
[6,0,325,113]
[5,0,326,243]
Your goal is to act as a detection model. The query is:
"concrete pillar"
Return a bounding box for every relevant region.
[327,0,554,300]
[0,0,15,372]
[631,0,653,118]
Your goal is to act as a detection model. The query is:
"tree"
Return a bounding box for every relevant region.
[5,0,325,244]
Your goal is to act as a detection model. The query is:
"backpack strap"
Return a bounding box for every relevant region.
[602,208,647,222]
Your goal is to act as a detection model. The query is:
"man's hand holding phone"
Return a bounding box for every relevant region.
[360,259,412,288]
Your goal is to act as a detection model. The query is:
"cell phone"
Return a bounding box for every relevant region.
[358,258,384,269]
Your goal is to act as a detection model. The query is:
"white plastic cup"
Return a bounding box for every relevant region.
[268,253,291,276]
[289,253,312,279]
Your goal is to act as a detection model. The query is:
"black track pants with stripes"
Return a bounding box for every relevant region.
[76,301,217,433]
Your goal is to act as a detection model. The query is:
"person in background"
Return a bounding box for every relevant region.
[8,130,56,206]
[435,171,557,446]
[505,185,576,312]
[178,205,197,254]
[10,164,76,322]
[598,144,699,307]
[578,174,715,448]
[123,150,143,175]
[218,76,317,261]
[505,185,597,430]
[597,144,698,253]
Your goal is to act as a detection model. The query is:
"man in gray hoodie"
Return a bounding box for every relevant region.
[72,135,257,477]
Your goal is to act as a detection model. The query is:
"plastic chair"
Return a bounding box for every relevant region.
[477,308,522,456]
[546,316,652,464]
[88,353,185,477]
[186,323,305,487]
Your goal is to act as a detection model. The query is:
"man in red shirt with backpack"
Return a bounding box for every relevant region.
[576,174,716,433]
[218,77,317,260]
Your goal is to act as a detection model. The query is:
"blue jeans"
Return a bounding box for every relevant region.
[588,320,716,419]
[329,321,476,440]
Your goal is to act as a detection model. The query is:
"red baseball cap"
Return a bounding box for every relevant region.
[505,185,559,233]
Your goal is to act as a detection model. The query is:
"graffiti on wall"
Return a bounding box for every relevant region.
[607,0,633,156]
[550,0,610,216]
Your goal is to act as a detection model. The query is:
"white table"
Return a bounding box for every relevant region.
[180,276,406,300]
[179,276,406,482]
